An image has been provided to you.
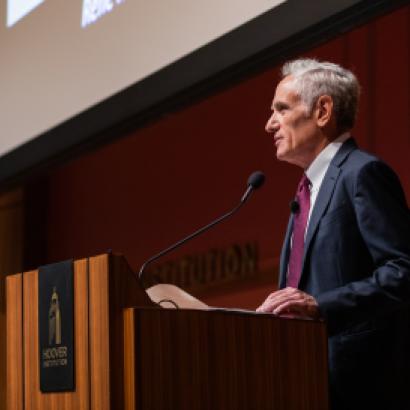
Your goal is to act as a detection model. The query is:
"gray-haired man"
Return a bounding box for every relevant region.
[258,59,410,410]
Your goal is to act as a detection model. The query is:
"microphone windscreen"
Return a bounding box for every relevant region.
[290,200,300,214]
[247,171,265,189]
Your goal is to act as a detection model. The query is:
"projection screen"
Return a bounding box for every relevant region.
[0,0,402,185]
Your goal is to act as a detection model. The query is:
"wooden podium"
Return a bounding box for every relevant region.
[6,253,329,409]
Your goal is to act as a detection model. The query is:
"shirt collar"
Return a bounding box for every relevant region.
[305,132,351,190]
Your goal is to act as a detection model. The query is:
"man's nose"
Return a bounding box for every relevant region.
[265,112,278,133]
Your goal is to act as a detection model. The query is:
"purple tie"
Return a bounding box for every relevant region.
[287,174,311,288]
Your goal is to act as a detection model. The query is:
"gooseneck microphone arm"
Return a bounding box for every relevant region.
[138,171,265,282]
[139,200,244,281]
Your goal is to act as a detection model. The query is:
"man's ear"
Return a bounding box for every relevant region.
[315,95,333,127]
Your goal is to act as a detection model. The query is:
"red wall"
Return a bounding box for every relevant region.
[41,5,410,309]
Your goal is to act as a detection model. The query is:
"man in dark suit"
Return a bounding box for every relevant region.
[257,59,410,409]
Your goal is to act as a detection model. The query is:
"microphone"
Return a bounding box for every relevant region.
[290,200,300,214]
[241,171,265,203]
[138,171,265,283]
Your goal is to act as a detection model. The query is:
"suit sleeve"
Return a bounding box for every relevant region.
[316,160,410,335]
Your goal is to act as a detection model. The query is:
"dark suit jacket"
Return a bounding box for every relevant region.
[279,139,410,410]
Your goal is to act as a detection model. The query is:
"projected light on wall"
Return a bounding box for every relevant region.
[7,0,44,27]
[82,0,126,28]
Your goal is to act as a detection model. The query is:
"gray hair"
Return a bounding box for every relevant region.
[282,59,360,131]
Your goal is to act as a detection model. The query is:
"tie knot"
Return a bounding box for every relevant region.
[298,174,311,192]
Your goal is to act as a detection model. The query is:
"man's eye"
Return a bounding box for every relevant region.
[276,105,288,112]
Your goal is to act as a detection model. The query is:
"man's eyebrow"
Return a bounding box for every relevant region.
[272,101,289,110]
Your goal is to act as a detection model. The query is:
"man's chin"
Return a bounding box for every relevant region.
[276,150,299,166]
[276,149,288,162]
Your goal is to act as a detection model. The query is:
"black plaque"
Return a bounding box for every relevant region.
[38,260,75,392]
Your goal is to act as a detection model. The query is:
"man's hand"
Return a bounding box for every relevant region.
[256,287,320,320]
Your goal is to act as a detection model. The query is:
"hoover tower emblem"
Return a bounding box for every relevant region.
[48,287,62,345]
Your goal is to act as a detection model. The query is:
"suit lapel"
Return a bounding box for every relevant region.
[279,214,294,288]
[303,165,340,254]
[299,138,357,286]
